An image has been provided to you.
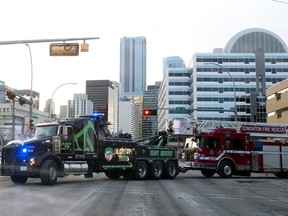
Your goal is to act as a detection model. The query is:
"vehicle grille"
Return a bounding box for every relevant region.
[2,147,16,165]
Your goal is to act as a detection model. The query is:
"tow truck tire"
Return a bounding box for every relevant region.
[104,171,121,179]
[218,161,233,178]
[11,175,28,184]
[149,161,163,180]
[163,161,178,179]
[201,169,216,177]
[122,171,133,180]
[133,161,148,180]
[40,160,58,185]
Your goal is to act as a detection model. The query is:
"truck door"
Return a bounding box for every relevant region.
[226,134,251,171]
[205,137,221,158]
[59,125,75,154]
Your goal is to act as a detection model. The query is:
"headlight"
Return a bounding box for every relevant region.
[29,158,36,166]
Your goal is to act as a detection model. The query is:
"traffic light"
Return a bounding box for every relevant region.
[6,91,16,100]
[167,120,174,133]
[18,98,26,105]
[28,118,34,130]
[143,109,157,116]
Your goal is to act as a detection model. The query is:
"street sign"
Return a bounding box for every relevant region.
[50,43,79,56]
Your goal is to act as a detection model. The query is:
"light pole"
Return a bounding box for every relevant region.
[49,83,77,121]
[204,62,238,121]
[25,44,33,137]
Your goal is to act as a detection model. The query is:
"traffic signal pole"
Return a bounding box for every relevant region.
[0,37,99,137]
[12,99,15,140]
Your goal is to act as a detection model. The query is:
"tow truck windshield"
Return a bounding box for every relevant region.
[34,125,58,138]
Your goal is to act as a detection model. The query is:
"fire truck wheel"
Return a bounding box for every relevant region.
[40,160,58,185]
[218,161,233,178]
[163,161,178,179]
[133,161,148,180]
[10,175,28,184]
[104,171,121,179]
[149,161,163,180]
[274,173,288,178]
[201,169,216,177]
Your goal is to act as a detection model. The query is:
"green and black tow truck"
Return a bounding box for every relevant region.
[1,113,178,185]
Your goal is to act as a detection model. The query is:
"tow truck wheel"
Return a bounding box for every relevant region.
[149,161,163,180]
[133,161,148,180]
[122,171,133,180]
[11,175,28,184]
[40,160,58,185]
[104,171,121,179]
[201,169,216,177]
[218,161,233,178]
[163,161,178,179]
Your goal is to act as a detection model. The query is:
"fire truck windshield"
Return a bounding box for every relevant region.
[198,137,206,148]
[34,125,58,138]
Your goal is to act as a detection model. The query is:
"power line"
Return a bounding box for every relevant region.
[272,0,288,4]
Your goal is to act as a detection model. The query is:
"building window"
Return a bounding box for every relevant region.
[277,112,282,118]
[276,93,281,100]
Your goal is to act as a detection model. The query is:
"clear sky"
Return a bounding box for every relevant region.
[0,0,287,112]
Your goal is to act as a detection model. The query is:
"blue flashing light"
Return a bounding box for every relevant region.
[22,148,28,153]
[92,112,104,117]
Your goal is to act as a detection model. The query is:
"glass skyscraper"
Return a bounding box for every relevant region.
[119,36,147,99]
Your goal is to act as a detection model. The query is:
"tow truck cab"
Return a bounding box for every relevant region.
[1,114,111,184]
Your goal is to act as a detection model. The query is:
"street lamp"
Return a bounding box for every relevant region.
[25,44,33,137]
[49,83,77,121]
[204,62,238,121]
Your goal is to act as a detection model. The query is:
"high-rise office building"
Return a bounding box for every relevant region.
[119,36,147,99]
[86,80,119,133]
[67,94,93,118]
[190,28,288,122]
[158,57,192,131]
[119,100,139,140]
[142,82,161,137]
[163,56,185,71]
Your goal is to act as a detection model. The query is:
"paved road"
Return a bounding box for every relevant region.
[0,171,287,216]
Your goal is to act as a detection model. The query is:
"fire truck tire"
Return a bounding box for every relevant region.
[133,161,148,180]
[274,173,288,178]
[149,161,163,180]
[163,161,178,179]
[201,169,216,177]
[10,175,28,184]
[218,161,233,178]
[40,160,58,185]
[104,171,121,179]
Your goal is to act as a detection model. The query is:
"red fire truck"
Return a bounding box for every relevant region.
[178,121,288,178]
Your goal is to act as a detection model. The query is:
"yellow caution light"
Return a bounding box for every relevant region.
[81,41,89,52]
